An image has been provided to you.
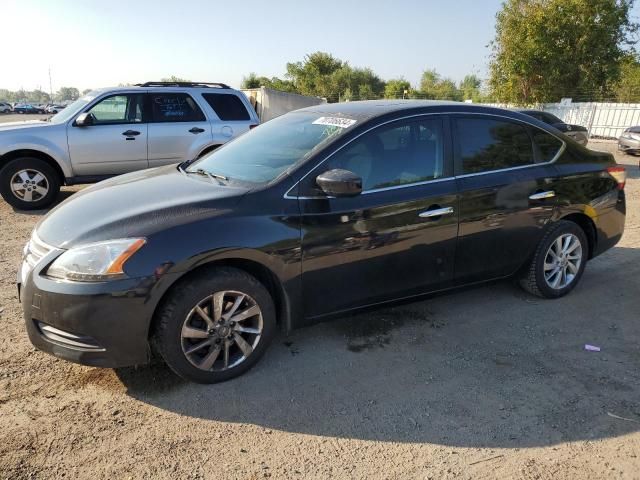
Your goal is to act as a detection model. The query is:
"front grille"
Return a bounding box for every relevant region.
[36,321,105,351]
[24,232,53,268]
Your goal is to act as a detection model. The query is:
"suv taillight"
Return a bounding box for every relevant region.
[607,166,626,190]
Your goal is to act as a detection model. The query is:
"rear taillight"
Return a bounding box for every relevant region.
[607,166,626,190]
[249,124,259,130]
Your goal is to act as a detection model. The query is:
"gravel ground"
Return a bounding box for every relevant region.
[0,140,639,479]
[0,113,52,124]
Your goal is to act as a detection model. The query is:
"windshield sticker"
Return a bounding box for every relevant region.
[312,116,357,128]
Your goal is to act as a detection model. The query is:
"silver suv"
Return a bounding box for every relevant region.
[0,82,259,209]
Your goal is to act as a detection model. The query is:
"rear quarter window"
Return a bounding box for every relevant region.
[532,129,564,162]
[202,93,251,121]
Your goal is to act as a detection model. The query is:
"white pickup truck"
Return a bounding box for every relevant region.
[0,82,259,209]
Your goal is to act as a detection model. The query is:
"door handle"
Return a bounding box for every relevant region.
[189,127,205,134]
[529,190,555,200]
[122,130,140,136]
[419,206,454,219]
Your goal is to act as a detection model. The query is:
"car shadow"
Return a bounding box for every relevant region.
[11,188,79,216]
[115,245,640,448]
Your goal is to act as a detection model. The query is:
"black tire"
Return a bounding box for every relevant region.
[0,157,61,210]
[519,220,588,298]
[152,267,276,384]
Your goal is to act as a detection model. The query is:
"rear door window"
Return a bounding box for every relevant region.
[202,93,251,121]
[455,117,534,174]
[149,93,205,123]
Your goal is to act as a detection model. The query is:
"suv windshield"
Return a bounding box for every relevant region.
[188,112,356,184]
[48,92,99,124]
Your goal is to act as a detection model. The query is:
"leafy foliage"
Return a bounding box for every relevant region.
[55,87,79,102]
[245,52,482,103]
[0,89,51,103]
[615,54,640,101]
[489,0,639,103]
[384,79,411,99]
[284,52,385,102]
[160,75,191,83]
[241,73,297,93]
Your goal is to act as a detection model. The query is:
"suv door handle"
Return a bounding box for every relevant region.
[529,190,555,200]
[419,206,454,219]
[189,127,205,134]
[122,130,140,136]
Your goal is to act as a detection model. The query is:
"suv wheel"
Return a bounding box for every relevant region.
[153,267,276,384]
[0,157,61,210]
[519,220,588,298]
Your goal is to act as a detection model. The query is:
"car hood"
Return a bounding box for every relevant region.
[36,165,251,248]
[0,120,51,132]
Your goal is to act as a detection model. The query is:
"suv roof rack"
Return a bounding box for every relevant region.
[135,81,231,89]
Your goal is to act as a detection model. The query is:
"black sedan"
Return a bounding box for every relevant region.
[519,109,589,145]
[19,101,626,383]
[13,104,45,114]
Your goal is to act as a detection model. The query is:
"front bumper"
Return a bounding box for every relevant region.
[19,257,180,368]
[618,136,640,152]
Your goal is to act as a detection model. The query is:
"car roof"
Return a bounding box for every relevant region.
[88,85,241,95]
[295,99,535,122]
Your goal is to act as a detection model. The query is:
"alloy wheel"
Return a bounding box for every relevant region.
[181,290,263,371]
[10,169,49,202]
[543,233,582,290]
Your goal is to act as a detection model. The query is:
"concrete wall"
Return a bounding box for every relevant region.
[242,87,326,122]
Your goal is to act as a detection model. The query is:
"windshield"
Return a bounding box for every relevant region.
[188,112,357,184]
[48,92,98,124]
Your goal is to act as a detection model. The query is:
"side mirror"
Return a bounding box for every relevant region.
[316,169,362,197]
[75,112,94,127]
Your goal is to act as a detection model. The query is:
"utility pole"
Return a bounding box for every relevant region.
[48,67,53,100]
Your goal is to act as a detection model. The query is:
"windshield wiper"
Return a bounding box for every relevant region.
[183,168,229,185]
[195,169,228,181]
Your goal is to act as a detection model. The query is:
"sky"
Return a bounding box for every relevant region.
[0,0,564,93]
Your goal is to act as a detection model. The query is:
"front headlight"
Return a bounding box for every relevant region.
[46,238,146,282]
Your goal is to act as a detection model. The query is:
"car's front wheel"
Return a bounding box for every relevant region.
[0,157,61,210]
[153,267,276,383]
[520,220,588,298]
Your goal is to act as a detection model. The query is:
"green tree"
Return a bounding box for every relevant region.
[56,87,79,102]
[241,73,297,93]
[615,54,640,101]
[161,75,191,83]
[419,69,462,100]
[489,0,638,103]
[284,51,385,102]
[82,88,92,95]
[286,51,344,99]
[384,78,412,99]
[26,89,51,103]
[460,74,483,101]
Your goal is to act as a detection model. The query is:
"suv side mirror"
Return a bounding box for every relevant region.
[316,169,362,197]
[75,112,95,127]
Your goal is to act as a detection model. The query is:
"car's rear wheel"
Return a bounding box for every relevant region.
[519,220,588,298]
[153,267,276,383]
[0,157,60,210]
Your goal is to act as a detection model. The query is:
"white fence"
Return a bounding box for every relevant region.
[545,103,640,139]
[485,102,640,139]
